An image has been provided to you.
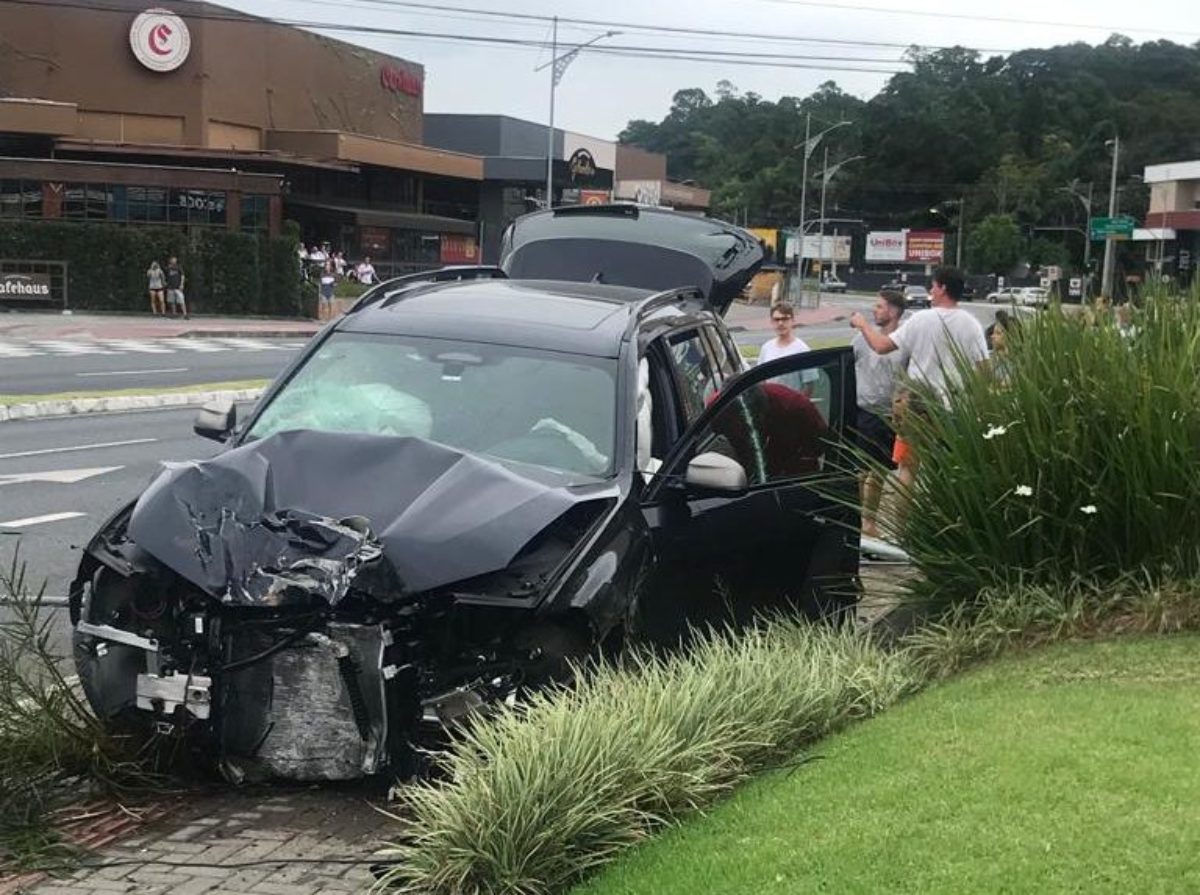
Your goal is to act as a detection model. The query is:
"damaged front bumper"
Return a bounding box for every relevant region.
[71,433,615,782]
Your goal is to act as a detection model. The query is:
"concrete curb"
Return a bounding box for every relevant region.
[179,329,319,339]
[0,387,265,422]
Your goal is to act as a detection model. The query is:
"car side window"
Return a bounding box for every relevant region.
[684,356,843,487]
[667,329,720,424]
[703,325,741,384]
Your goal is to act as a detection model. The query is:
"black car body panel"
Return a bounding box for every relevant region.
[498,204,764,315]
[70,207,857,783]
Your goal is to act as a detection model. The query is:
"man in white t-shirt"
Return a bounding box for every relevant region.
[757,301,810,365]
[850,267,987,522]
[850,266,987,405]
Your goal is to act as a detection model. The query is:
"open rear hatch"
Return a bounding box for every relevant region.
[498,204,764,316]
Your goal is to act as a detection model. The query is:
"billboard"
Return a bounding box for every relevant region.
[865,231,906,262]
[786,234,851,262]
[905,230,946,263]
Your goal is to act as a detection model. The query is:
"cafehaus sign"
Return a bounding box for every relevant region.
[0,272,51,298]
[568,149,598,183]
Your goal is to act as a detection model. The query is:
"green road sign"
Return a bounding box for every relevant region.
[1089,215,1136,240]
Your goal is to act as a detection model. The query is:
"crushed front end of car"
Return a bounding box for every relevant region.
[70,430,618,782]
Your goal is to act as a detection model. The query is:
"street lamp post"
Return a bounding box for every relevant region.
[1101,134,1120,299]
[816,151,863,302]
[794,116,851,296]
[537,22,619,209]
[1059,181,1095,297]
[929,198,966,268]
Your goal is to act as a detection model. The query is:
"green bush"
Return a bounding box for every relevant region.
[887,289,1200,610]
[376,621,919,894]
[0,221,301,316]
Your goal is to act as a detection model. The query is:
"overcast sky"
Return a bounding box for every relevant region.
[226,0,1191,140]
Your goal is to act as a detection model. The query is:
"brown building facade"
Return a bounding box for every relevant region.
[1,0,482,273]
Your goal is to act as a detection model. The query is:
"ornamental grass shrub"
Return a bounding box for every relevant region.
[882,289,1200,612]
[375,621,919,894]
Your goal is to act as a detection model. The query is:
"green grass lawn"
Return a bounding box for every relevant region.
[575,635,1200,894]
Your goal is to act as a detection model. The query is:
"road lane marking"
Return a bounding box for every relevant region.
[0,438,157,461]
[98,339,175,354]
[75,368,189,378]
[0,466,123,486]
[0,511,87,529]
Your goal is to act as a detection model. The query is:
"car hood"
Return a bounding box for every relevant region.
[498,204,764,316]
[127,430,594,604]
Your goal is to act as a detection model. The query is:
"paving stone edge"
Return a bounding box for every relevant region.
[0,388,266,422]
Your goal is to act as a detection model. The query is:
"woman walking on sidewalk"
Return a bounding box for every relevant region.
[146,260,166,315]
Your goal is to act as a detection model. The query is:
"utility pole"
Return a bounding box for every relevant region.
[955,195,965,268]
[545,17,558,209]
[540,24,620,210]
[1101,134,1120,299]
[797,113,811,287]
[817,145,830,300]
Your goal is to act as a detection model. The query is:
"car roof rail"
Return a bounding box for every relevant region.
[551,203,640,219]
[347,266,507,314]
[623,286,708,340]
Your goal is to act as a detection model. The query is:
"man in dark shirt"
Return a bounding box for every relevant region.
[165,256,188,319]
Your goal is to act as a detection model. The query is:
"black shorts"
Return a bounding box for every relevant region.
[854,408,896,469]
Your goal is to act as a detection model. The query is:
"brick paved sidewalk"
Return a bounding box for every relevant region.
[7,787,396,895]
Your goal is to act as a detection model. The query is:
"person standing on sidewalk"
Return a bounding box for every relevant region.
[165,256,188,319]
[852,289,906,538]
[146,260,166,316]
[849,266,988,518]
[318,258,337,322]
[757,301,810,365]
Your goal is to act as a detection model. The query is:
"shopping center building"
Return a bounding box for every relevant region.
[1,0,482,275]
[1,0,710,275]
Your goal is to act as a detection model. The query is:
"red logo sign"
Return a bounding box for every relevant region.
[129,9,191,73]
[440,235,479,265]
[380,65,423,98]
[905,230,946,264]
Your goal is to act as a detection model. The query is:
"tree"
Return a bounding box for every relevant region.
[968,214,1023,275]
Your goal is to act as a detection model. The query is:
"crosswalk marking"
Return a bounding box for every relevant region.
[0,337,309,359]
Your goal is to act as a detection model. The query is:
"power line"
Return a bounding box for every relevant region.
[0,0,911,73]
[271,0,1021,54]
[739,0,1198,40]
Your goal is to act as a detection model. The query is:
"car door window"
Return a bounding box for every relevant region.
[703,325,742,384]
[667,329,720,424]
[670,351,847,488]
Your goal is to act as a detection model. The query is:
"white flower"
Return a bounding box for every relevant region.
[983,424,1009,440]
[1014,485,1033,497]
[1080,505,1098,515]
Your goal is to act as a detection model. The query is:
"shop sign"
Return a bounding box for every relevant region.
[568,149,597,183]
[0,272,52,299]
[905,230,945,263]
[440,234,479,265]
[1068,277,1083,297]
[380,64,422,97]
[130,8,191,73]
[360,227,389,255]
[173,190,225,214]
[865,230,906,263]
[791,235,851,262]
[580,190,610,206]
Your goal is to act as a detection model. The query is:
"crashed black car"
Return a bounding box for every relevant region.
[69,205,860,782]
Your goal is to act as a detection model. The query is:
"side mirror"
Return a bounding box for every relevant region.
[685,452,748,493]
[194,399,236,442]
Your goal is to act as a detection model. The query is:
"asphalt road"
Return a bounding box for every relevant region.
[0,407,224,598]
[0,336,306,395]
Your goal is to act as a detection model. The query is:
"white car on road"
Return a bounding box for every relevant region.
[986,286,1049,306]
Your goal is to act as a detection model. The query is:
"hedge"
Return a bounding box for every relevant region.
[0,221,303,317]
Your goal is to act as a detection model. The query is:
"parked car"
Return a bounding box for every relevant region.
[821,275,848,294]
[902,285,931,309]
[70,205,860,783]
[985,286,1022,303]
[1015,286,1050,307]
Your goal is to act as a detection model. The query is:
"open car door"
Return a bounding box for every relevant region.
[498,204,764,316]
[635,347,859,645]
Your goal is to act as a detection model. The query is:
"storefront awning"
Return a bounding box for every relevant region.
[1133,228,1177,241]
[285,197,477,235]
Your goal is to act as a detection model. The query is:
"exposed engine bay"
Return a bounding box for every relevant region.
[70,431,616,782]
